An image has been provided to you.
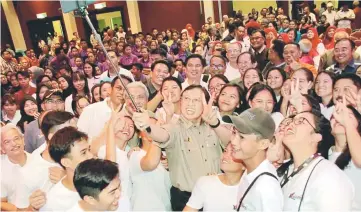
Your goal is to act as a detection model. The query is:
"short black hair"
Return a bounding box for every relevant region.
[74,158,119,199]
[49,126,88,169]
[111,74,133,87]
[40,111,75,142]
[150,48,167,58]
[285,42,300,50]
[185,54,206,67]
[132,63,143,71]
[1,49,10,56]
[151,60,170,72]
[181,84,210,102]
[251,29,266,38]
[16,71,30,80]
[333,73,361,90]
[265,67,287,82]
[54,47,63,56]
[174,59,185,65]
[210,55,227,66]
[271,39,285,59]
[160,76,182,92]
[335,38,356,50]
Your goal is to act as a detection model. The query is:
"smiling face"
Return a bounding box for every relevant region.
[333,79,358,105]
[24,100,38,116]
[267,69,283,90]
[180,88,204,121]
[249,90,275,113]
[151,63,170,87]
[185,58,204,82]
[113,116,135,142]
[244,69,261,89]
[1,128,25,157]
[218,86,240,113]
[220,144,244,173]
[334,40,353,65]
[161,80,181,103]
[208,77,226,100]
[125,86,148,114]
[315,73,333,98]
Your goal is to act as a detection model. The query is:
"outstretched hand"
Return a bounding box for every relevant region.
[289,78,303,113]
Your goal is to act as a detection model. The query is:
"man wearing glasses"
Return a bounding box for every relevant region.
[24,90,65,153]
[250,29,269,71]
[225,42,242,81]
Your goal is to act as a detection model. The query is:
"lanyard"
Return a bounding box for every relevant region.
[280,153,320,188]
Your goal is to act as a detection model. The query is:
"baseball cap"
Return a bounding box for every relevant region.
[222,108,275,140]
[327,2,333,7]
[42,89,65,103]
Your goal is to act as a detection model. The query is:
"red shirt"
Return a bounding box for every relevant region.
[14,87,36,108]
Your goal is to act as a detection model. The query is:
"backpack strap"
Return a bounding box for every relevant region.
[236,172,278,211]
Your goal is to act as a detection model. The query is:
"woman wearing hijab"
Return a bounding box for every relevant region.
[264,28,278,48]
[306,28,326,57]
[322,26,337,50]
[278,33,291,44]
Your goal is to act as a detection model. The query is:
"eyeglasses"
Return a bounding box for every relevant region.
[210,64,225,70]
[45,99,64,105]
[209,83,225,92]
[282,116,317,132]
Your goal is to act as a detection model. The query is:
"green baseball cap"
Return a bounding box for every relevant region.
[222,108,275,140]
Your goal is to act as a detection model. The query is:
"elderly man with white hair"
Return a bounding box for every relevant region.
[1,124,31,211]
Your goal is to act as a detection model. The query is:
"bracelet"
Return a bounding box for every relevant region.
[209,119,220,128]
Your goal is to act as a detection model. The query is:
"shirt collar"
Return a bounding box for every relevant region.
[335,59,355,69]
[147,78,157,94]
[245,159,272,182]
[253,45,266,54]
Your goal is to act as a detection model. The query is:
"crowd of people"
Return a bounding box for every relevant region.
[1,1,361,211]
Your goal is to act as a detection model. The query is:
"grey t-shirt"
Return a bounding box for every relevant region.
[24,120,45,153]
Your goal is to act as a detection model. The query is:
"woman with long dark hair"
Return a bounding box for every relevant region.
[17,96,39,133]
[83,62,100,91]
[65,72,91,113]
[330,104,361,210]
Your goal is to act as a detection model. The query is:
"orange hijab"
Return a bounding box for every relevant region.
[322,26,337,50]
[278,33,291,44]
[264,28,278,48]
[186,24,195,40]
[307,28,321,57]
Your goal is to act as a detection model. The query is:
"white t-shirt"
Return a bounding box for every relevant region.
[97,146,132,200]
[99,67,135,83]
[224,62,241,82]
[1,110,21,125]
[65,95,74,114]
[320,104,334,120]
[237,159,283,211]
[1,152,31,205]
[40,179,80,211]
[14,149,61,208]
[181,78,208,90]
[87,77,101,91]
[187,174,239,211]
[329,151,361,210]
[271,112,284,130]
[66,197,131,212]
[129,149,172,211]
[77,99,111,143]
[282,157,354,211]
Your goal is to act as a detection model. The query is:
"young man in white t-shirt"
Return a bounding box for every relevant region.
[1,124,32,211]
[68,158,123,211]
[281,111,354,211]
[225,108,283,211]
[37,127,93,211]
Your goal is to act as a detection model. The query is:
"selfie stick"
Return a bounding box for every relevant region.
[77,6,139,112]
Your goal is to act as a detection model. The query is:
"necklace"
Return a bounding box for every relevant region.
[280,153,320,187]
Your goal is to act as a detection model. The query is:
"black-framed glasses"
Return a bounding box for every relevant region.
[283,116,317,132]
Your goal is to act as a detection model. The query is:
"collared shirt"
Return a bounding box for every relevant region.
[282,157,354,211]
[120,54,138,66]
[0,57,17,73]
[138,58,152,69]
[322,10,337,26]
[250,46,269,71]
[146,78,159,101]
[181,78,208,90]
[14,87,36,107]
[156,116,223,192]
[99,67,135,83]
[237,159,283,211]
[1,110,21,125]
[335,9,355,28]
[325,59,361,75]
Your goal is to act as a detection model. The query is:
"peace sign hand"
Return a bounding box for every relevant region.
[162,93,175,118]
[201,93,218,126]
[332,95,351,128]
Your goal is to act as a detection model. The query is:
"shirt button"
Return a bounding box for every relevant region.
[201,145,204,148]
[205,159,207,162]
